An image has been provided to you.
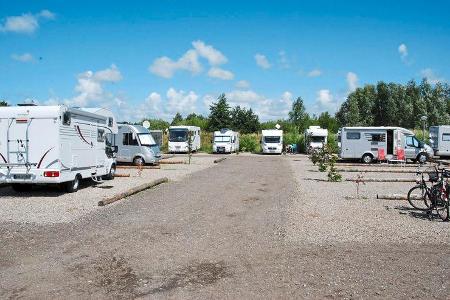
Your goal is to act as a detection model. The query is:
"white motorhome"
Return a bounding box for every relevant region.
[112,124,162,165]
[339,126,433,163]
[213,129,239,153]
[305,126,328,152]
[0,105,118,192]
[168,126,201,153]
[429,125,450,157]
[261,129,283,154]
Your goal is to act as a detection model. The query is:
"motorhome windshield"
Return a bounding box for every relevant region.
[264,136,281,143]
[214,136,231,143]
[310,136,325,143]
[169,129,188,142]
[138,133,156,146]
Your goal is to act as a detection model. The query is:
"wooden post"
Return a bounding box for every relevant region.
[214,157,227,163]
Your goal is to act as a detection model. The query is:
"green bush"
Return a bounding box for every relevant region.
[283,132,306,153]
[327,133,339,154]
[240,134,260,152]
[200,132,213,153]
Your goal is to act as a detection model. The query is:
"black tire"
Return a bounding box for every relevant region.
[417,153,428,164]
[361,154,373,164]
[407,185,430,210]
[435,196,449,221]
[133,156,145,166]
[103,164,116,180]
[65,175,80,193]
[11,184,32,192]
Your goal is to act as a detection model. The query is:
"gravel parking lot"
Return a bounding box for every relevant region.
[0,154,224,224]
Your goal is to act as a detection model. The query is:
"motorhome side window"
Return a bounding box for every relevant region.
[443,134,450,141]
[108,117,113,127]
[346,132,360,140]
[123,133,139,146]
[97,129,105,142]
[406,136,419,147]
[62,112,71,126]
[371,134,385,142]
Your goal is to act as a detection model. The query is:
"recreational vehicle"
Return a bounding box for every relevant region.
[305,126,328,152]
[339,126,433,163]
[0,105,118,192]
[213,129,239,153]
[112,124,162,165]
[261,129,283,154]
[168,126,201,153]
[429,125,450,157]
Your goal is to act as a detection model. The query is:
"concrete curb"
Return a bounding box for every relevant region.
[98,177,168,206]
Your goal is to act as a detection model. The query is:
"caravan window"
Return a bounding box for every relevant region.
[346,132,360,140]
[97,129,105,142]
[371,134,385,142]
[443,134,450,141]
[123,133,139,146]
[62,112,71,126]
[214,136,231,143]
[108,117,114,127]
[406,136,419,147]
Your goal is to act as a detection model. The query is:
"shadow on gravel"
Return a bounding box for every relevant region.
[0,179,96,198]
[394,206,441,221]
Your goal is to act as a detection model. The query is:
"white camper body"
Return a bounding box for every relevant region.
[213,129,239,153]
[113,124,162,165]
[0,105,118,192]
[305,126,328,152]
[168,126,201,153]
[339,126,433,163]
[429,125,450,157]
[261,129,283,154]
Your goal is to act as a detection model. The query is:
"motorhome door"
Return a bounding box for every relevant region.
[386,130,394,155]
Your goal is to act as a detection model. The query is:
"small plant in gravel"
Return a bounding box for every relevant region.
[327,154,342,182]
[309,148,320,165]
[355,173,366,198]
[187,131,193,165]
[317,147,328,172]
[309,145,342,181]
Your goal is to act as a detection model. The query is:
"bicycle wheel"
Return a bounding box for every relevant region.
[407,185,430,210]
[435,196,449,222]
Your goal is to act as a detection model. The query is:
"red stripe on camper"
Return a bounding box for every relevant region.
[37,147,54,169]
[0,152,6,163]
[75,125,93,146]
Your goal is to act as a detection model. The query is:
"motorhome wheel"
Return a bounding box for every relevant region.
[103,165,116,180]
[417,153,427,164]
[12,184,32,192]
[65,175,80,193]
[133,157,145,166]
[362,153,373,164]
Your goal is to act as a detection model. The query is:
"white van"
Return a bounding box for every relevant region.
[0,105,118,192]
[261,130,283,154]
[305,126,328,152]
[213,129,239,153]
[112,124,161,165]
[339,126,433,163]
[429,125,450,157]
[168,126,201,153]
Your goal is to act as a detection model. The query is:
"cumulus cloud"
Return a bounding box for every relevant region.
[398,43,408,62]
[254,53,271,69]
[421,68,446,84]
[0,10,55,34]
[149,40,231,80]
[11,53,34,63]
[315,89,336,111]
[93,64,123,82]
[207,67,234,80]
[235,80,250,89]
[307,69,322,77]
[346,72,358,92]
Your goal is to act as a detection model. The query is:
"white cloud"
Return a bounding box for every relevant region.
[420,68,446,84]
[192,40,227,65]
[307,69,322,77]
[166,88,198,116]
[149,40,229,79]
[0,10,55,34]
[235,80,250,89]
[316,89,336,111]
[398,43,408,62]
[254,53,271,69]
[346,72,358,92]
[93,64,122,82]
[207,67,234,80]
[11,53,34,63]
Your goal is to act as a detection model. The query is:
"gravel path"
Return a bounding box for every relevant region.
[0,155,448,299]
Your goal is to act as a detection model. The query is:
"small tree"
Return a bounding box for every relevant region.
[327,154,342,182]
[171,112,183,126]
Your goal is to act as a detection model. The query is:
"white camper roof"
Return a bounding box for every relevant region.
[306,126,328,137]
[169,125,200,131]
[0,105,65,119]
[262,129,283,136]
[213,128,235,136]
[342,126,414,136]
[79,107,118,133]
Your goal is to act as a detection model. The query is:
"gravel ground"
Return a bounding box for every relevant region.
[287,155,450,245]
[0,154,220,224]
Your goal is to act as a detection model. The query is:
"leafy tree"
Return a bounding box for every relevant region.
[185,113,209,129]
[288,97,310,132]
[231,106,260,133]
[0,100,8,107]
[317,112,339,133]
[208,93,231,131]
[171,112,183,126]
[143,118,170,130]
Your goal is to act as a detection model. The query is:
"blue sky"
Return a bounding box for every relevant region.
[0,1,449,121]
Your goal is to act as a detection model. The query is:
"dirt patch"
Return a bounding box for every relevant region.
[144,261,231,295]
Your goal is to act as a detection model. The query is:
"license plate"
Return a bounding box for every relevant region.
[13,174,31,180]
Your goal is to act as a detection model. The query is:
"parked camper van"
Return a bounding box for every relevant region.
[112,124,161,165]
[0,105,118,192]
[261,130,283,154]
[429,125,450,157]
[339,126,433,163]
[168,126,201,153]
[305,126,328,153]
[213,129,239,153]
